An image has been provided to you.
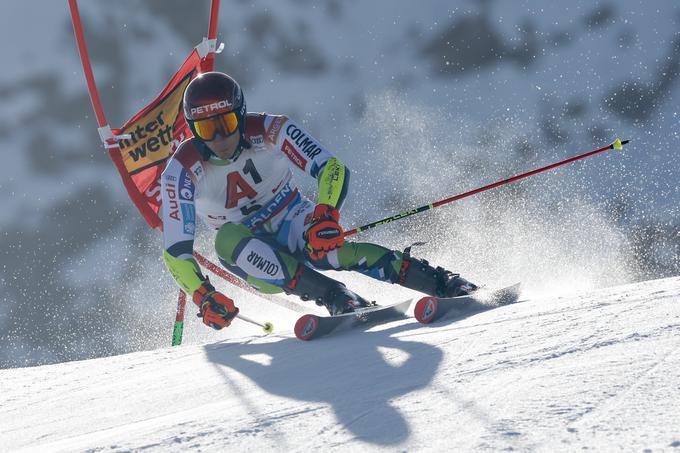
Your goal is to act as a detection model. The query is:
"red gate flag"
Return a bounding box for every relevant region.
[109,50,202,230]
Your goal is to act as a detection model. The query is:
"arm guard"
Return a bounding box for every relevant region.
[317,157,350,209]
[162,251,205,295]
[161,150,203,295]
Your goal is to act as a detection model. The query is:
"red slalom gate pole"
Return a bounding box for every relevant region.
[200,0,221,72]
[345,139,630,237]
[174,0,221,344]
[70,0,250,346]
[68,0,191,346]
[172,291,187,346]
[68,0,112,135]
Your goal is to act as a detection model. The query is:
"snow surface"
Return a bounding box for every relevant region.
[2,277,680,452]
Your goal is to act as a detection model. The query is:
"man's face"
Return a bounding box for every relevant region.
[204,129,240,159]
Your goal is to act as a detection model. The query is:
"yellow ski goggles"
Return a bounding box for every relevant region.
[190,111,239,141]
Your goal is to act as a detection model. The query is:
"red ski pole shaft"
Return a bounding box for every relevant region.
[345,139,629,236]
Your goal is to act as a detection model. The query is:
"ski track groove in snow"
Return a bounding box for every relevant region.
[558,339,680,451]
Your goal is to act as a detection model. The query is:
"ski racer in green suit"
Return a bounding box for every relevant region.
[161,72,477,330]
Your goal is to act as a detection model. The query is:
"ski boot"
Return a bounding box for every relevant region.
[286,264,372,315]
[398,254,478,298]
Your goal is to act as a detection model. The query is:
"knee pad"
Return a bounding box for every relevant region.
[216,223,298,286]
[215,223,254,265]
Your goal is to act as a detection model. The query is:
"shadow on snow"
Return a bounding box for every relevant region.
[204,320,443,446]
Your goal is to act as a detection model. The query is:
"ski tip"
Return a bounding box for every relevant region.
[414,296,438,324]
[294,314,320,341]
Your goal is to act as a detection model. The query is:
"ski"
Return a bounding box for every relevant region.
[413,283,522,324]
[293,283,522,340]
[294,299,412,341]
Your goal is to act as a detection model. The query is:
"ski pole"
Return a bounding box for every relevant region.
[172,291,273,345]
[345,139,629,236]
[237,313,274,334]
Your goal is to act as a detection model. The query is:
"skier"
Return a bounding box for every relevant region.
[161,71,478,330]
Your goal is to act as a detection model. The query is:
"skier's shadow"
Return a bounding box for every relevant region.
[205,320,442,446]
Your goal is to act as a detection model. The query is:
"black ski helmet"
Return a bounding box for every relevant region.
[183,71,247,144]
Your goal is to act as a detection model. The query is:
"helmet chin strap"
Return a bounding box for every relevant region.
[223,128,251,161]
[229,146,244,162]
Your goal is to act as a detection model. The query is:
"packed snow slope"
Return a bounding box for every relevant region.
[3,277,680,452]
